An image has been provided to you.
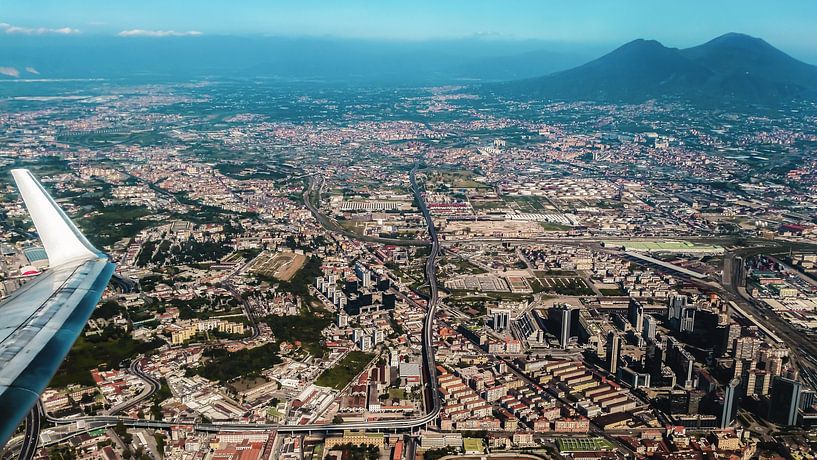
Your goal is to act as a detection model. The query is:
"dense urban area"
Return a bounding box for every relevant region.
[2,77,817,460]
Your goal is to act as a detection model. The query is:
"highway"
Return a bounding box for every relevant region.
[221,280,261,340]
[409,165,442,424]
[38,166,443,443]
[17,402,42,460]
[106,358,161,415]
[216,257,260,339]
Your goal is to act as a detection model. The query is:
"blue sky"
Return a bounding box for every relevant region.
[2,0,816,56]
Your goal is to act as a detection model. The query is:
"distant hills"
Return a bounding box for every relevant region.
[2,32,814,105]
[497,33,817,106]
[0,36,594,84]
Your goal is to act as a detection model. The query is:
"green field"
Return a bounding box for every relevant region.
[611,240,723,253]
[539,222,572,231]
[533,275,595,296]
[441,257,487,275]
[427,169,492,190]
[315,351,374,390]
[557,438,614,453]
[0,156,71,187]
[503,195,552,212]
[79,205,155,248]
[191,342,282,382]
[599,287,627,296]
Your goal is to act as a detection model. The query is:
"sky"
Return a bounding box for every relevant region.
[2,0,817,59]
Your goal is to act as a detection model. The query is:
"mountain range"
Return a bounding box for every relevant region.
[496,33,817,106]
[1,32,815,106]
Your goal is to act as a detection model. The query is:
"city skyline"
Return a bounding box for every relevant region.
[2,2,817,459]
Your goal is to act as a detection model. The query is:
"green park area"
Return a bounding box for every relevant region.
[79,204,155,248]
[266,311,332,357]
[189,342,282,382]
[52,334,163,387]
[315,351,374,390]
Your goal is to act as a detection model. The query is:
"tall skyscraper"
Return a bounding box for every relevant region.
[606,332,622,374]
[619,367,651,389]
[759,347,787,377]
[769,377,803,426]
[669,390,689,415]
[489,307,511,331]
[549,305,580,349]
[722,254,733,286]
[722,255,746,287]
[643,315,657,341]
[667,337,695,389]
[668,294,688,320]
[733,336,762,361]
[560,308,572,348]
[628,299,645,333]
[679,306,696,333]
[718,323,742,356]
[668,294,696,333]
[688,389,705,414]
[354,263,373,288]
[735,256,746,287]
[720,378,740,429]
[645,341,665,376]
[801,389,816,411]
[337,311,349,328]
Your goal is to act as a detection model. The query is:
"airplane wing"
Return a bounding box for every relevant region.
[0,169,115,447]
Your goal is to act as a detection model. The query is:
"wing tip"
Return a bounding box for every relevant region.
[11,167,101,267]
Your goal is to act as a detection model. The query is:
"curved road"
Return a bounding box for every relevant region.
[41,166,443,440]
[106,359,161,415]
[410,166,442,419]
[220,281,260,340]
[17,401,41,460]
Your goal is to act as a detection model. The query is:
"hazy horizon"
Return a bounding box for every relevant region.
[3,0,817,64]
[1,32,816,87]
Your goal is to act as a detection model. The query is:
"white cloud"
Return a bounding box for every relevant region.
[0,67,20,77]
[0,22,80,35]
[117,29,202,37]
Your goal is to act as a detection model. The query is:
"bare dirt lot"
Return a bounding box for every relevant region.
[249,251,307,281]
